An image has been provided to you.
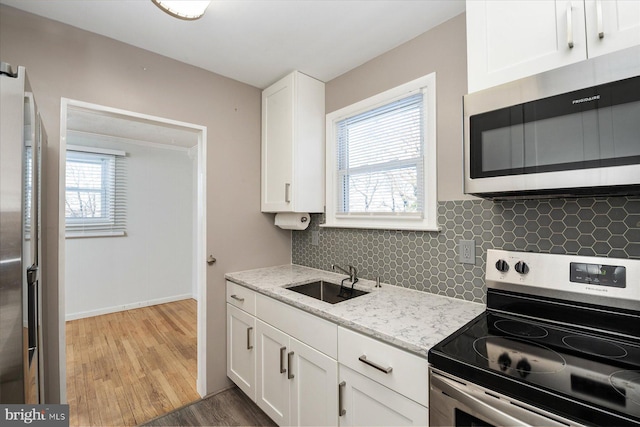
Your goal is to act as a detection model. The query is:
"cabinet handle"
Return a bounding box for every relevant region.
[358,355,393,374]
[280,346,287,374]
[247,327,253,350]
[285,183,291,203]
[230,294,245,302]
[567,2,574,48]
[287,351,295,380]
[338,381,346,416]
[596,0,604,39]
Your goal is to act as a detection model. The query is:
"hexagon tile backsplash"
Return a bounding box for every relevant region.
[292,196,640,304]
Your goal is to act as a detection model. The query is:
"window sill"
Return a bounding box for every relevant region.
[65,230,126,239]
[320,221,440,232]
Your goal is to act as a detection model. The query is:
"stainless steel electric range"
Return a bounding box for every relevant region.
[428,249,640,427]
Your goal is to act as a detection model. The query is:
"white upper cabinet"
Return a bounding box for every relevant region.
[261,71,325,213]
[466,1,586,93]
[585,0,640,58]
[466,0,640,93]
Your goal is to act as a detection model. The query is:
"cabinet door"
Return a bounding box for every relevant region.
[290,338,338,426]
[227,304,256,401]
[256,320,290,426]
[585,0,640,57]
[339,366,428,427]
[262,73,294,212]
[466,0,587,92]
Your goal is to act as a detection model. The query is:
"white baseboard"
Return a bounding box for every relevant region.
[65,294,193,321]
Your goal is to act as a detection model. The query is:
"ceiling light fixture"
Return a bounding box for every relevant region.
[152,0,211,20]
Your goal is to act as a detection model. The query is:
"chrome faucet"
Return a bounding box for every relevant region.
[332,264,358,285]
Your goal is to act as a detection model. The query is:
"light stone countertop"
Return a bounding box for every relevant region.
[225,264,485,358]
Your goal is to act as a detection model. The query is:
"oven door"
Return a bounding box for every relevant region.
[429,369,584,427]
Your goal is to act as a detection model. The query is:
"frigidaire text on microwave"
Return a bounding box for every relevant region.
[464,45,640,200]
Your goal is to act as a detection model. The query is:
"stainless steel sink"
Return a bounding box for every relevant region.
[287,280,368,304]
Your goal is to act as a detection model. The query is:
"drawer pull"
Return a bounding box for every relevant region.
[247,327,253,350]
[287,351,295,380]
[359,355,393,374]
[338,381,346,416]
[230,294,245,302]
[280,346,287,374]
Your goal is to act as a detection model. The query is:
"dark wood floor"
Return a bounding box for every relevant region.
[142,386,276,427]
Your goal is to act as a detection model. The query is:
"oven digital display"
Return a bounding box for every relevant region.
[570,263,626,288]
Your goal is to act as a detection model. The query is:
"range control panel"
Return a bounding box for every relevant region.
[570,263,626,288]
[485,249,640,308]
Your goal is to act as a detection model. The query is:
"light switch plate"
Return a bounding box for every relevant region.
[459,239,475,264]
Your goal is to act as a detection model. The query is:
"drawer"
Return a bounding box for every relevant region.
[256,293,338,359]
[338,326,429,406]
[226,281,256,315]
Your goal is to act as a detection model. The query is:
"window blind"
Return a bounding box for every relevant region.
[336,92,424,215]
[65,146,127,237]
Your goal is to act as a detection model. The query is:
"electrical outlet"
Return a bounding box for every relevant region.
[459,239,475,264]
[311,231,319,246]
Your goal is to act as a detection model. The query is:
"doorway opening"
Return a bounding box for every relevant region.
[58,99,207,424]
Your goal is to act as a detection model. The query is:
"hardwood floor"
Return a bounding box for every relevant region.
[66,299,199,426]
[143,386,276,427]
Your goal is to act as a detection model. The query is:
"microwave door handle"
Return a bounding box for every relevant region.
[431,374,534,427]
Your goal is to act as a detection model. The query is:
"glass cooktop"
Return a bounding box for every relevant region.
[430,310,640,426]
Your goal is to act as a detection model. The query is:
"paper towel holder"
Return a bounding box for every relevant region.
[274,212,311,230]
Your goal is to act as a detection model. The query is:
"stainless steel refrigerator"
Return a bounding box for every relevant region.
[1,62,45,404]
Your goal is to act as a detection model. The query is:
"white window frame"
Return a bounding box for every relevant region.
[65,145,126,238]
[324,73,438,231]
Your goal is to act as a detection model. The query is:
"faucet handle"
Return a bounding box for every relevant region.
[347,265,358,283]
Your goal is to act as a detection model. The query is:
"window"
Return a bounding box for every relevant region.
[325,73,438,231]
[65,146,127,237]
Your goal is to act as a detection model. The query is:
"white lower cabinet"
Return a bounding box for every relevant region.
[256,319,339,426]
[290,338,339,426]
[338,366,429,427]
[256,319,291,425]
[337,327,429,427]
[226,281,430,427]
[227,304,256,401]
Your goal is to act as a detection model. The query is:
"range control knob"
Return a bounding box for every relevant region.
[497,352,512,372]
[495,259,509,273]
[516,358,531,379]
[514,261,529,275]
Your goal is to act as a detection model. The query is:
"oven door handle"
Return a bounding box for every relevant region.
[431,373,535,427]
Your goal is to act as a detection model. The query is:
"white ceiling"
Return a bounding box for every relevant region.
[1,0,465,89]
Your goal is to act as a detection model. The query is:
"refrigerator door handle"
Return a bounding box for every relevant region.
[27,264,38,350]
[27,264,38,286]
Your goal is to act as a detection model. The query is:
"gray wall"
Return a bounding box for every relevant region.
[327,13,470,201]
[293,14,640,301]
[0,5,291,401]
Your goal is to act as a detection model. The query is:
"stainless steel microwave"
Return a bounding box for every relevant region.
[464,46,640,199]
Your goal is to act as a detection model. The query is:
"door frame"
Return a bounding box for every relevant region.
[58,98,208,400]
